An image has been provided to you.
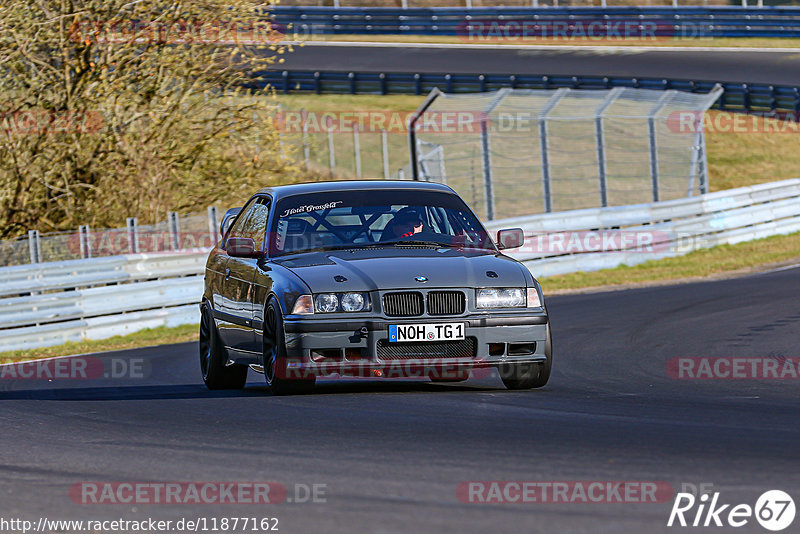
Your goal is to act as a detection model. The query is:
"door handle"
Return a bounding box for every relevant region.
[225,268,231,280]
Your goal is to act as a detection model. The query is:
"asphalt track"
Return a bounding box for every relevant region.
[277,42,800,86]
[2,265,800,533]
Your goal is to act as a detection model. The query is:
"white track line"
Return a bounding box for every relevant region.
[285,40,800,53]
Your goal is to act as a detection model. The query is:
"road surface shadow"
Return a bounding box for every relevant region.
[0,380,503,401]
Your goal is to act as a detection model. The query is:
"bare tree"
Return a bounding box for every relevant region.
[0,0,296,237]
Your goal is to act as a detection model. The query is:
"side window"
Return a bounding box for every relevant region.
[239,198,271,250]
[226,199,258,243]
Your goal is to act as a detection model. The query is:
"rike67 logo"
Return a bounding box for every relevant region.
[668,489,795,531]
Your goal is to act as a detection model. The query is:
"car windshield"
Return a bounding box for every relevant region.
[270,189,494,257]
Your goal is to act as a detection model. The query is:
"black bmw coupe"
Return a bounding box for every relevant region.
[201,180,551,395]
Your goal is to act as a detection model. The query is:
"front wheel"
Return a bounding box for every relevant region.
[199,303,248,390]
[499,323,552,390]
[263,298,316,396]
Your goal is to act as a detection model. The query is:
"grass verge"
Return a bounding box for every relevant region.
[0,324,198,365]
[540,231,800,292]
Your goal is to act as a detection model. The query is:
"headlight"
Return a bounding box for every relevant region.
[341,292,369,312]
[314,294,339,313]
[476,288,526,309]
[291,295,314,315]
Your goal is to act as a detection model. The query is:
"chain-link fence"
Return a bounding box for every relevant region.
[1,87,723,267]
[402,86,722,220]
[0,209,221,268]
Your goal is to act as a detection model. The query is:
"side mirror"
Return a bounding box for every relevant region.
[220,207,242,238]
[227,237,259,258]
[497,228,525,250]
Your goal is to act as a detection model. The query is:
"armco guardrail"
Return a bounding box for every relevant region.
[0,252,207,352]
[260,71,800,113]
[2,178,799,352]
[273,6,800,38]
[484,178,800,277]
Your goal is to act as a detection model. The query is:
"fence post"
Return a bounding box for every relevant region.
[381,129,390,179]
[302,109,310,169]
[477,88,510,220]
[276,104,284,158]
[127,218,139,254]
[327,117,336,176]
[168,212,181,251]
[79,225,92,259]
[207,207,219,245]
[538,88,569,213]
[407,88,443,181]
[480,117,494,221]
[28,230,41,264]
[353,123,362,178]
[647,91,675,203]
[594,88,624,208]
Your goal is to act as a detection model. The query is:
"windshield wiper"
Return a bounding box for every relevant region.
[392,240,456,248]
[280,243,393,256]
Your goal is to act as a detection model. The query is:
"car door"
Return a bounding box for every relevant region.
[221,197,271,355]
[215,199,257,351]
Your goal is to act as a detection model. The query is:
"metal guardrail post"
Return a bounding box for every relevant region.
[538,88,569,213]
[381,129,390,179]
[168,212,181,251]
[79,225,92,259]
[127,218,139,254]
[207,207,219,245]
[353,124,362,179]
[28,230,41,264]
[594,88,624,208]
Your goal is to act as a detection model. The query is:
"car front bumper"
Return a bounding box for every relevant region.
[280,313,548,378]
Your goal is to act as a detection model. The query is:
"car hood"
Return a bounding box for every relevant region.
[273,248,528,293]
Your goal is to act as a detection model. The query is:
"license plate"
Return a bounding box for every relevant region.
[388,323,465,343]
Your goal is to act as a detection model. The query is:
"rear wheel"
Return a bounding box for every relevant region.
[263,298,316,396]
[499,323,552,390]
[199,303,248,390]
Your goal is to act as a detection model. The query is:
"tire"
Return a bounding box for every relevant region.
[499,323,552,390]
[263,297,316,396]
[199,302,248,390]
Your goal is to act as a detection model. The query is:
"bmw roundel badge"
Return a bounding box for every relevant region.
[415,276,428,283]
